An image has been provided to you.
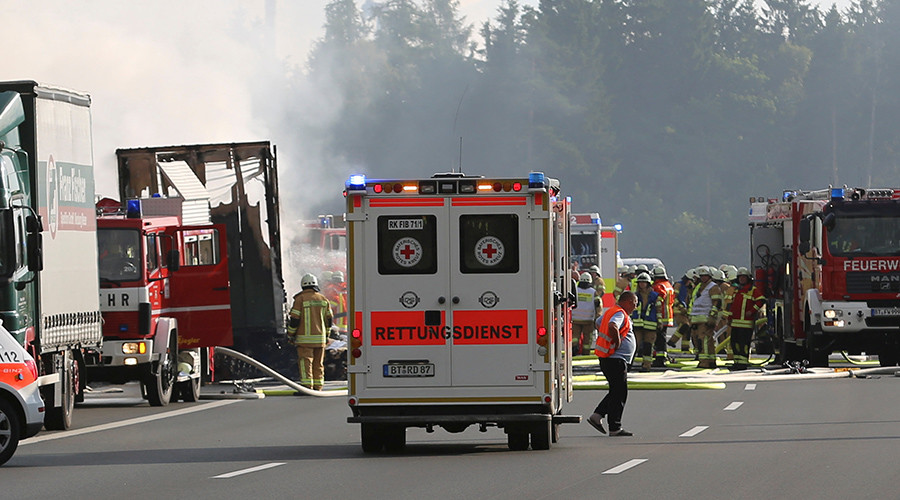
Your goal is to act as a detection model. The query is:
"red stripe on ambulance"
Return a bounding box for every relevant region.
[452,310,528,345]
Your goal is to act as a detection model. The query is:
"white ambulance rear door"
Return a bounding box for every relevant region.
[448,194,538,387]
[361,196,452,388]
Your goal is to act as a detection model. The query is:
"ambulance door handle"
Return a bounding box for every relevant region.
[438,296,446,304]
[452,296,460,304]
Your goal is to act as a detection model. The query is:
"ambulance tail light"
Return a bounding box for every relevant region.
[25,359,38,381]
[351,328,362,358]
[536,326,548,346]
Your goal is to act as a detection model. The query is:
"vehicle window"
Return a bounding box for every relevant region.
[378,215,437,275]
[827,216,900,257]
[459,214,519,274]
[182,229,220,266]
[146,233,158,273]
[98,229,141,281]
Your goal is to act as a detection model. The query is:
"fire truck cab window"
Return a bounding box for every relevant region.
[182,230,220,266]
[146,233,158,273]
[828,216,900,257]
[459,214,519,274]
[98,229,141,281]
[377,215,437,275]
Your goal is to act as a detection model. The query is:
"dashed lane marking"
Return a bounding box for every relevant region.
[21,400,240,445]
[213,462,286,479]
[745,383,756,391]
[602,459,648,474]
[724,401,744,411]
[679,426,709,438]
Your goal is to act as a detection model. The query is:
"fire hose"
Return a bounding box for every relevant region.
[215,346,348,397]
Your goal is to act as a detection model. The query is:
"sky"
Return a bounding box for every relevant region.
[8,0,855,207]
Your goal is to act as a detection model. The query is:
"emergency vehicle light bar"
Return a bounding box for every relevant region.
[831,188,844,200]
[126,199,142,218]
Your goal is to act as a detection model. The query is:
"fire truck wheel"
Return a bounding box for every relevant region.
[382,425,406,452]
[507,427,529,451]
[146,337,177,406]
[360,423,384,453]
[530,421,551,451]
[177,377,201,402]
[0,398,22,466]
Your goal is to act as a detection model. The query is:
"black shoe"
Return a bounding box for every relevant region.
[651,358,666,368]
[729,364,748,371]
[666,340,677,348]
[587,413,606,434]
[609,428,633,437]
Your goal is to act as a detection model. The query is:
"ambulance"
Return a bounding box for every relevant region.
[0,324,44,466]
[344,172,580,452]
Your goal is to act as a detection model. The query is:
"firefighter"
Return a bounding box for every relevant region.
[613,265,631,300]
[667,269,695,353]
[287,273,334,391]
[631,264,649,291]
[587,265,606,299]
[715,266,737,361]
[651,266,674,367]
[690,266,722,369]
[572,272,601,355]
[324,271,348,329]
[725,267,765,370]
[632,272,660,371]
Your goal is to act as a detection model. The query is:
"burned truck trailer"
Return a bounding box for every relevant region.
[113,142,288,371]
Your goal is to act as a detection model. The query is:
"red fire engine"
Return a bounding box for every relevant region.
[87,197,233,405]
[749,187,900,367]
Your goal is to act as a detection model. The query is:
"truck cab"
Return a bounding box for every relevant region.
[88,197,233,405]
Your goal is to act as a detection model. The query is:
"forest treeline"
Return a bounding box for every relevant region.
[293,0,900,274]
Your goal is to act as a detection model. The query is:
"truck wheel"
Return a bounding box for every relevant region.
[551,422,561,444]
[530,421,551,451]
[45,351,76,430]
[0,398,22,466]
[361,423,383,453]
[177,377,201,402]
[382,425,406,452]
[146,337,177,406]
[507,427,529,451]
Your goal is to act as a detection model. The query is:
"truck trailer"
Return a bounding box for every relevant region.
[0,81,102,430]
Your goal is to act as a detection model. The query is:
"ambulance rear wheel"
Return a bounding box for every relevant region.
[507,428,529,451]
[530,421,551,451]
[361,423,383,453]
[382,425,406,452]
[0,398,22,466]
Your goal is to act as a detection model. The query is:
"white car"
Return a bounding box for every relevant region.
[0,324,44,466]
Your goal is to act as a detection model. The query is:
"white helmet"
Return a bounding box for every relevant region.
[332,271,345,283]
[636,272,652,284]
[711,268,725,281]
[736,267,752,278]
[301,273,318,288]
[651,266,667,279]
[724,265,738,281]
[579,272,592,284]
[697,265,711,277]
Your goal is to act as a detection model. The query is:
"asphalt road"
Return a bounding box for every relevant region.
[2,373,899,499]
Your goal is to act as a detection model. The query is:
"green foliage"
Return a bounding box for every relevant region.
[296,0,900,274]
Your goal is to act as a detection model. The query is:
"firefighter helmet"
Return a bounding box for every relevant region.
[651,266,667,279]
[736,266,752,278]
[635,264,649,273]
[579,272,592,284]
[636,272,652,284]
[588,265,601,275]
[320,271,333,284]
[697,266,712,276]
[711,268,725,281]
[301,273,318,288]
[618,265,628,275]
[724,265,738,281]
[332,271,345,283]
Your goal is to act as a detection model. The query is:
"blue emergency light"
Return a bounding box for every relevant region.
[592,216,601,225]
[528,172,547,190]
[613,223,623,232]
[831,187,845,200]
[347,175,367,191]
[126,199,142,218]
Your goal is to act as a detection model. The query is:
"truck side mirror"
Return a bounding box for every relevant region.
[798,217,811,254]
[823,212,836,231]
[167,249,180,272]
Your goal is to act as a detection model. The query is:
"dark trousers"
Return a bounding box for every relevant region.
[594,357,628,431]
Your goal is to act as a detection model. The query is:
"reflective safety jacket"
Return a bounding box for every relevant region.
[613,277,631,300]
[572,284,599,322]
[632,288,660,330]
[287,288,334,346]
[653,279,675,327]
[690,280,721,324]
[323,282,348,328]
[594,306,633,358]
[726,284,765,329]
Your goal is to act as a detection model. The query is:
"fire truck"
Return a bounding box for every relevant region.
[749,187,900,367]
[88,196,232,405]
[569,213,618,309]
[344,172,579,452]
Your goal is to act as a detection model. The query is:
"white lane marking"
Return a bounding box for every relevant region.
[21,400,240,445]
[724,401,744,411]
[745,383,757,391]
[602,459,648,474]
[213,462,286,479]
[679,426,709,438]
